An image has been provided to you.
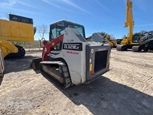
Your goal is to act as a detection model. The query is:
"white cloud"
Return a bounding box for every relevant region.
[62,0,87,12]
[61,0,92,14]
[0,0,38,9]
[93,0,111,12]
[41,0,79,13]
[0,0,17,7]
[17,1,38,9]
[42,0,63,9]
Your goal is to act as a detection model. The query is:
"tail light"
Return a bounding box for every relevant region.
[89,58,95,76]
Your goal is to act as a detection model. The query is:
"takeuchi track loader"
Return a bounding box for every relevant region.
[31,20,111,89]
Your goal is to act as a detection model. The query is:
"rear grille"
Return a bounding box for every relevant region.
[94,50,108,73]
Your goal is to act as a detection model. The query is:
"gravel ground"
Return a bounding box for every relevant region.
[0,49,153,115]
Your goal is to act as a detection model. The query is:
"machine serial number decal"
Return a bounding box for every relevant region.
[63,43,82,51]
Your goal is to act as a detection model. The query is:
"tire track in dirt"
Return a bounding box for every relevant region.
[108,50,153,96]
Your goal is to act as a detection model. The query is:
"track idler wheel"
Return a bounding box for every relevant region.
[132,46,141,52]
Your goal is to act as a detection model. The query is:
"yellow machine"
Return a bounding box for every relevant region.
[87,32,117,48]
[116,0,141,51]
[0,14,36,59]
[0,50,4,77]
[105,35,117,48]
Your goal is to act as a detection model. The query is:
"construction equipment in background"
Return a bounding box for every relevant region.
[0,14,36,59]
[132,31,153,52]
[116,0,140,51]
[105,34,117,48]
[87,32,117,48]
[116,0,153,52]
[31,20,111,89]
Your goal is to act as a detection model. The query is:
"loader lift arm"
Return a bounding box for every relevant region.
[42,34,64,61]
[31,34,64,70]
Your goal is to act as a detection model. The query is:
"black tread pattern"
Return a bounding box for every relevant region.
[40,61,72,89]
[60,65,72,89]
[4,45,25,59]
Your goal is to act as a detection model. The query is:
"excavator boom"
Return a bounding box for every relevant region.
[124,0,134,43]
[116,0,137,51]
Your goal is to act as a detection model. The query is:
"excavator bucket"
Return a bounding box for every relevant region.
[30,58,42,70]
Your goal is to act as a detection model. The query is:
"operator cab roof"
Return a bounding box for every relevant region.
[50,19,86,38]
[50,19,85,28]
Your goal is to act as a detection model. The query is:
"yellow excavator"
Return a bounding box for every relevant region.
[116,0,141,51]
[0,14,36,59]
[105,34,117,48]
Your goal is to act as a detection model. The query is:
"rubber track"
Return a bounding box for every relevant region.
[4,45,25,59]
[60,64,72,89]
[40,62,72,89]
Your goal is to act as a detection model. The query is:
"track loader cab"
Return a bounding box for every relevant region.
[49,20,86,40]
[31,20,111,89]
[48,20,86,52]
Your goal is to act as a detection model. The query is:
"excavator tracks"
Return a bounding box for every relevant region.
[116,45,127,51]
[4,45,25,59]
[132,46,141,52]
[39,61,72,89]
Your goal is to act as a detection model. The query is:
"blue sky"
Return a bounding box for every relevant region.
[0,0,153,40]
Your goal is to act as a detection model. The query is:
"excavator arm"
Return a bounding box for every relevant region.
[42,34,64,61]
[124,0,134,43]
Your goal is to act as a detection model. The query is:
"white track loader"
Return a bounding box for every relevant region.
[31,20,111,89]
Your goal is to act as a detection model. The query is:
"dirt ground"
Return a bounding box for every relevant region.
[0,49,153,115]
